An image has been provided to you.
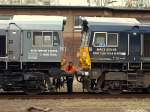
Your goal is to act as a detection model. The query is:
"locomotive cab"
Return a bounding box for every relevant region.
[78,17,150,94]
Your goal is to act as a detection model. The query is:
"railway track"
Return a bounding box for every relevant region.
[0,92,149,99]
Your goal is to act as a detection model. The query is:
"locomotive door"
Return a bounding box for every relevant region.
[128,33,141,62]
[0,33,6,57]
[8,28,21,61]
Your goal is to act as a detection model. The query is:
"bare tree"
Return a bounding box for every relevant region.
[124,0,150,8]
[87,0,91,6]
[92,0,117,7]
[94,0,101,6]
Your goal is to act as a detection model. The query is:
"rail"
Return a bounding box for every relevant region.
[0,92,149,99]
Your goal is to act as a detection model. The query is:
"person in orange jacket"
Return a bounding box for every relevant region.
[64,61,77,94]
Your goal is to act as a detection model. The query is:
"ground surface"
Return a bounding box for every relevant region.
[0,80,150,112]
[0,98,150,112]
[59,78,83,92]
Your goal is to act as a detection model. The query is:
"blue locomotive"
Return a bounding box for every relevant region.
[78,17,150,94]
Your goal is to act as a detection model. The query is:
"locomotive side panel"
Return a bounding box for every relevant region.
[89,30,128,63]
[21,31,63,63]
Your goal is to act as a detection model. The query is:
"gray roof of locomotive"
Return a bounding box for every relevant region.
[0,15,65,31]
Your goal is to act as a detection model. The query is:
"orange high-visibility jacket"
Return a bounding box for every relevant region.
[65,65,77,74]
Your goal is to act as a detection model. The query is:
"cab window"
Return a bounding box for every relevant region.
[93,32,118,47]
[93,32,106,47]
[43,32,52,46]
[107,33,118,47]
[33,31,53,47]
[33,32,43,46]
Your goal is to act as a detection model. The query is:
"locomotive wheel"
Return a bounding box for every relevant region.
[143,87,150,93]
[107,81,122,95]
[107,89,122,95]
[24,80,44,95]
[147,88,150,93]
[24,88,42,95]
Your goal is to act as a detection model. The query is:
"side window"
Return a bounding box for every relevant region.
[27,32,31,39]
[33,32,43,46]
[93,32,118,47]
[107,33,118,47]
[53,32,60,46]
[94,33,106,47]
[32,31,54,47]
[43,32,52,46]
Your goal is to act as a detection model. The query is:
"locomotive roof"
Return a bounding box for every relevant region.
[0,20,9,29]
[83,17,140,26]
[82,17,144,32]
[0,15,66,30]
